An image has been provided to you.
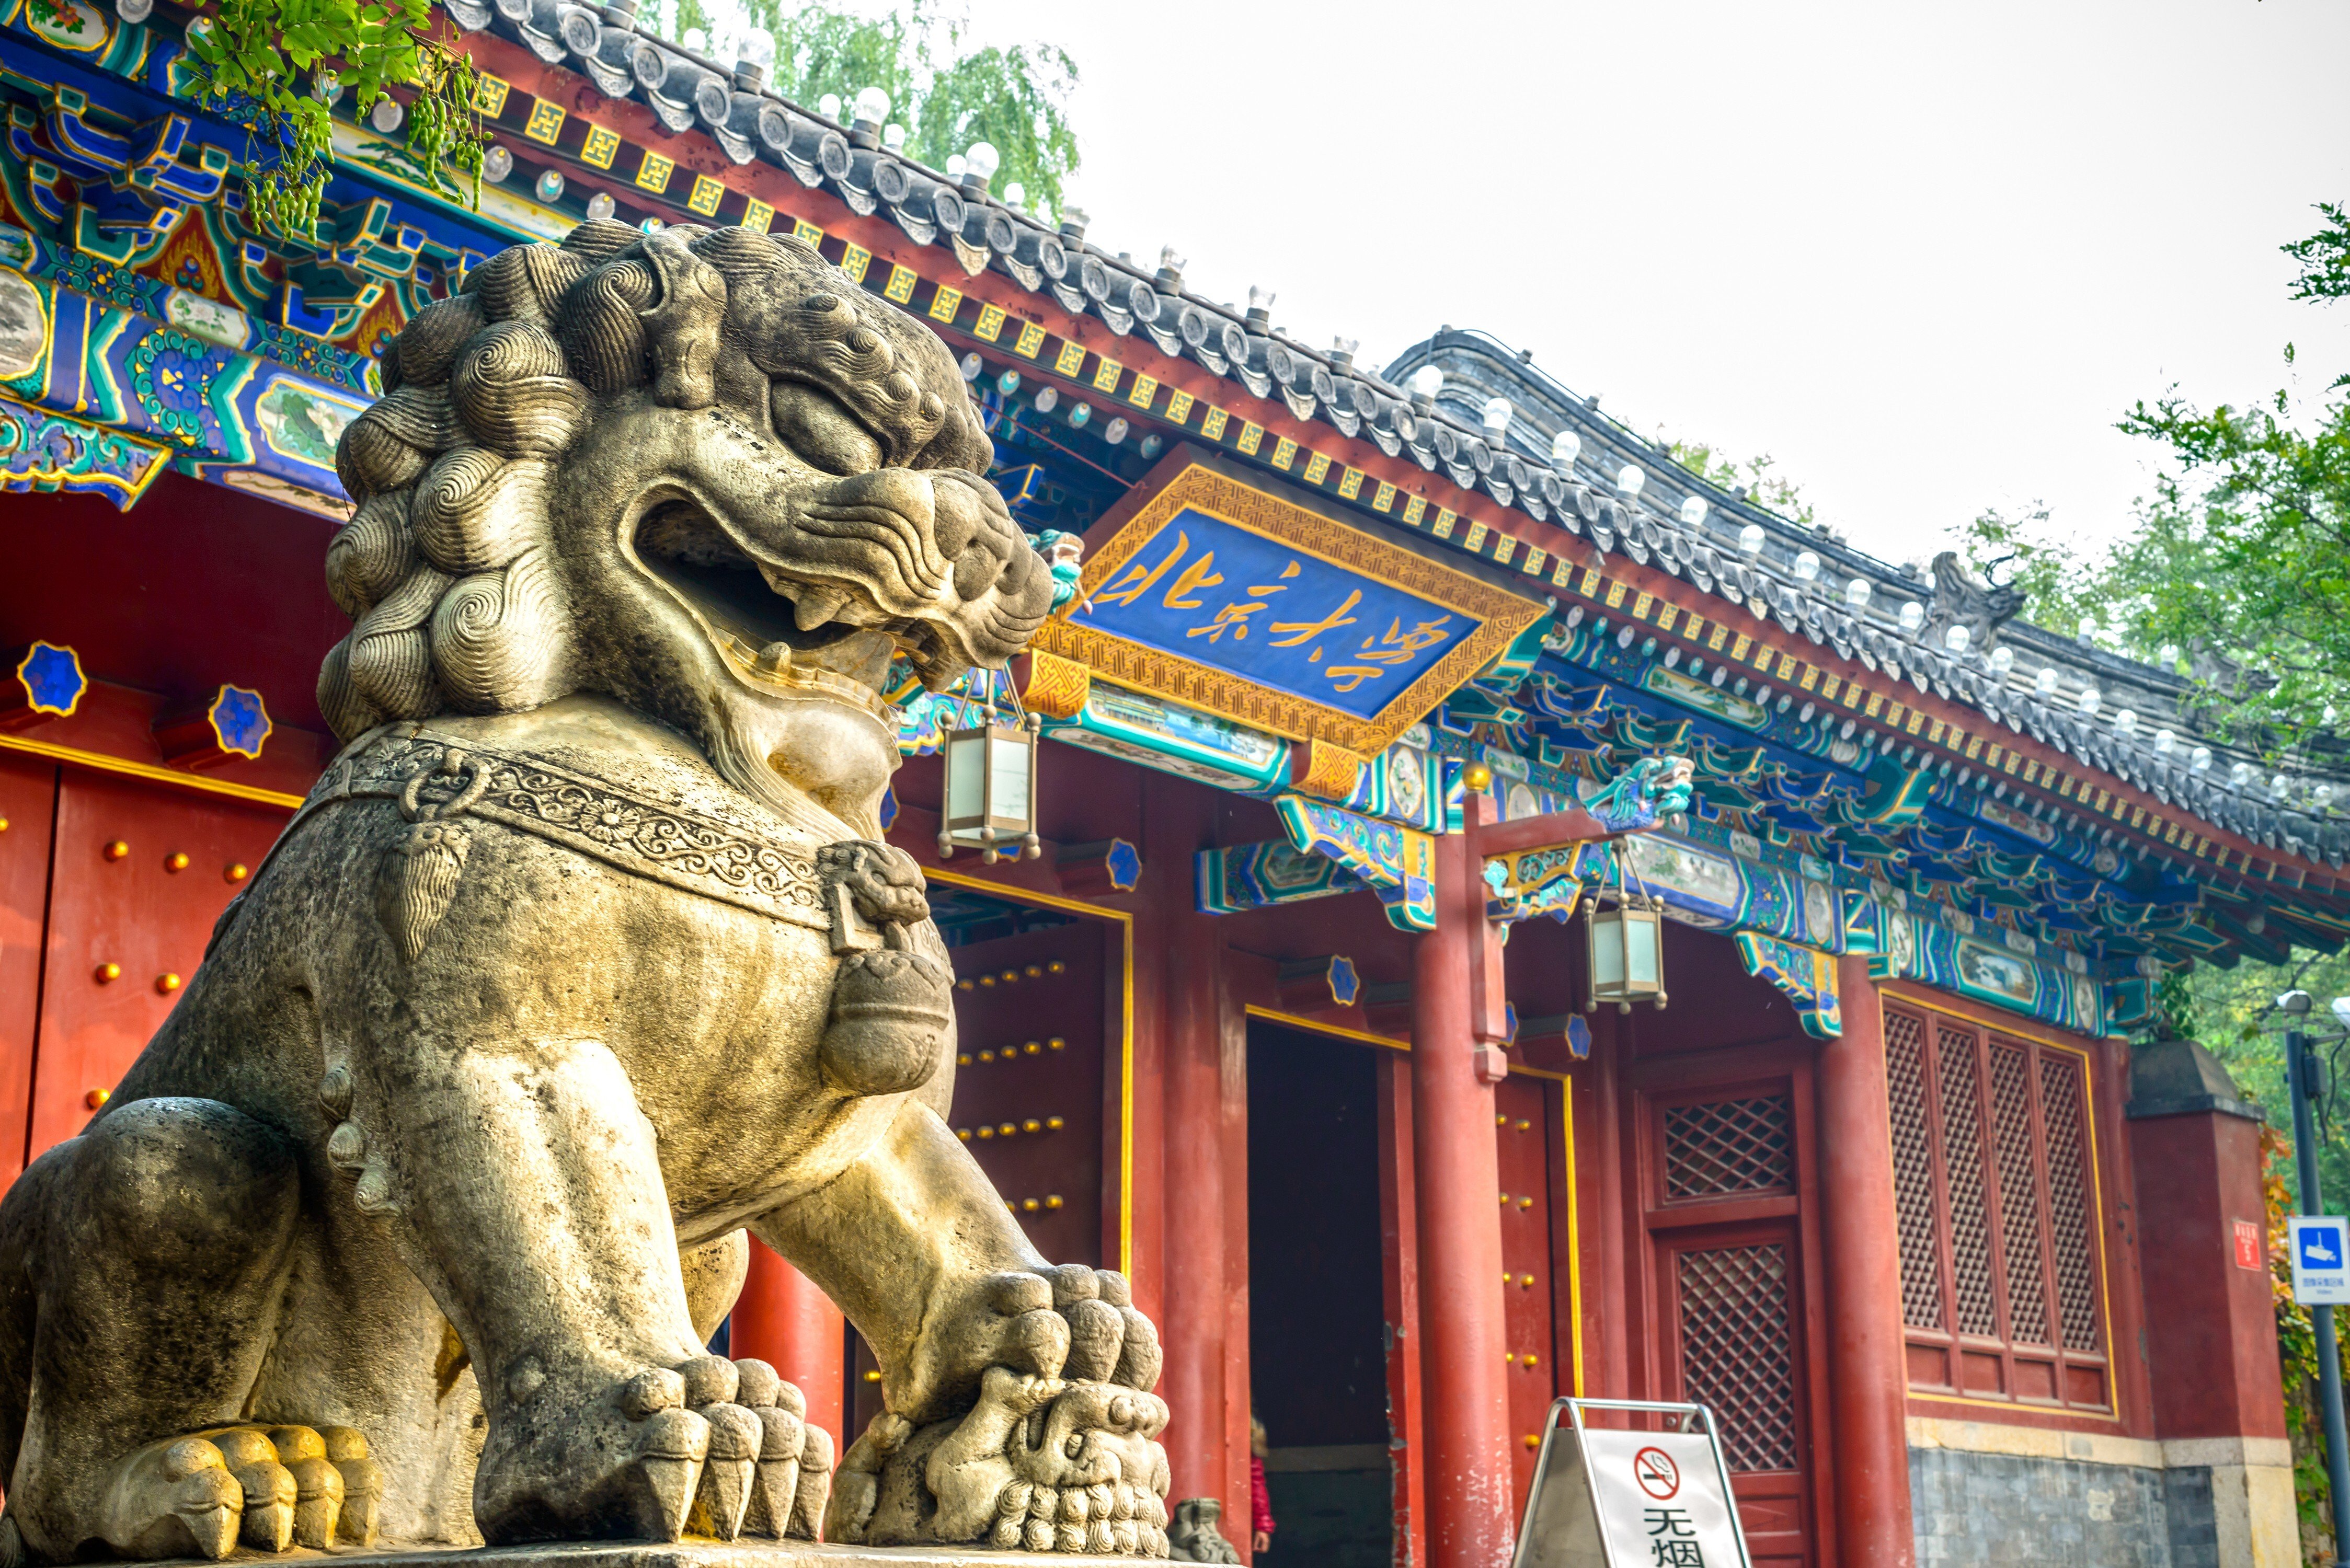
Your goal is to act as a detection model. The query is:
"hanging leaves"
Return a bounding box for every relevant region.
[187,0,486,239]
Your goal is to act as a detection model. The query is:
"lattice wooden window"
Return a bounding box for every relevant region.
[2039,1053,2102,1354]
[1677,1243,1801,1472]
[1888,1007,2109,1411]
[1936,1029,1999,1339]
[1883,1013,1945,1331]
[1663,1094,1794,1200]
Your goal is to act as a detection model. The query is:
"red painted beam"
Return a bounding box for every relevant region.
[1469,804,1615,860]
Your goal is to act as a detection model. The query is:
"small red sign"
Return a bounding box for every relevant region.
[2234,1220,2265,1271]
[1632,1446,1681,1501]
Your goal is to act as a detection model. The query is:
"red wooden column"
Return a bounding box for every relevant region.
[1818,959,1916,1568]
[1412,804,1515,1568]
[731,1242,846,1451]
[1151,777,1250,1547]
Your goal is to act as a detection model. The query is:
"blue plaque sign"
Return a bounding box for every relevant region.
[1036,455,1545,757]
[1077,506,1472,720]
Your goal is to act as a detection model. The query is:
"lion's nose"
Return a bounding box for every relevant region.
[929,471,1007,559]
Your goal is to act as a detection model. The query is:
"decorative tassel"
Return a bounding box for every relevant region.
[377,820,471,962]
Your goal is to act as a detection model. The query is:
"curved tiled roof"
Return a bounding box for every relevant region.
[434,0,2342,869]
[1390,329,2350,868]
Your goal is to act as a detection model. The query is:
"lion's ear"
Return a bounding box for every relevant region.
[637,234,730,411]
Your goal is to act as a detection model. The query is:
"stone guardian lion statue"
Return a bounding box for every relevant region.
[0,221,1171,1562]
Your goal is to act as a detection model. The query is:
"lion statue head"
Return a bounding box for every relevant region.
[324,219,1051,826]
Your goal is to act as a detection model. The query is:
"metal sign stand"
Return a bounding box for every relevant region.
[1511,1398,1754,1568]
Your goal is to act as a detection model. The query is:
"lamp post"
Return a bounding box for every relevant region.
[2281,988,2350,1560]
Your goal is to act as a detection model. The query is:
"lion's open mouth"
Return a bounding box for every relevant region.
[632,497,886,682]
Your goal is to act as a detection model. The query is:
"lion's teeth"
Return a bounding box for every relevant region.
[794,587,847,631]
[753,643,792,675]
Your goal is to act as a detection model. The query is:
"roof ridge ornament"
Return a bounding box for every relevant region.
[1920,549,2025,654]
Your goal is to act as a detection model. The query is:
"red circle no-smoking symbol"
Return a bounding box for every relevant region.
[1633,1447,1680,1500]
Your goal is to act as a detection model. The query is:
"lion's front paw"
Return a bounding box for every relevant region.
[1041,1266,1162,1389]
[923,1264,1161,1408]
[982,1364,1066,1419]
[733,1357,833,1539]
[621,1354,836,1542]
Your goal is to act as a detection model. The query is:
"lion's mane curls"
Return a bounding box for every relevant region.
[320,218,994,745]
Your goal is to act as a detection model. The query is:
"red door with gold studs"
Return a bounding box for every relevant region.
[20,770,285,1161]
[1495,1073,1558,1511]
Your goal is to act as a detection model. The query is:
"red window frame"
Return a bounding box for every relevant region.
[1884,1004,2111,1414]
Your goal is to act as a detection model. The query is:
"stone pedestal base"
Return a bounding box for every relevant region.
[157,1544,1147,1568]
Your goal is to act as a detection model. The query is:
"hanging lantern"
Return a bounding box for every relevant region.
[1586,844,1667,1013]
[937,671,1043,865]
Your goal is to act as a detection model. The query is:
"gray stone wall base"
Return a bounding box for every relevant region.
[1910,1445,2174,1567]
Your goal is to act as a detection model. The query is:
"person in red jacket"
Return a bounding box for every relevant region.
[1250,1413,1275,1554]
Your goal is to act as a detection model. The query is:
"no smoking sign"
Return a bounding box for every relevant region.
[1633,1447,1681,1500]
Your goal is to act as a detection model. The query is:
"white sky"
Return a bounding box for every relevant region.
[941,0,2350,566]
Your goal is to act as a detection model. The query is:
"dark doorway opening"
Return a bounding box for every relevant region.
[1247,1021,1391,1568]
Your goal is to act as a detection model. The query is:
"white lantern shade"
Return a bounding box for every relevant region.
[1587,898,1666,1011]
[939,717,1041,863]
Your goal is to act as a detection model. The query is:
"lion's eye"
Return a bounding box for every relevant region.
[772,382,883,476]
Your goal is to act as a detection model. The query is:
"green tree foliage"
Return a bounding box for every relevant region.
[669,0,1079,216]
[2187,948,2350,1206]
[182,0,484,236]
[2284,202,2350,307]
[1952,503,2094,633]
[1954,205,2350,753]
[1657,436,1815,527]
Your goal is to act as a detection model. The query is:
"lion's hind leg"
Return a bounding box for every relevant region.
[0,1097,301,1563]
